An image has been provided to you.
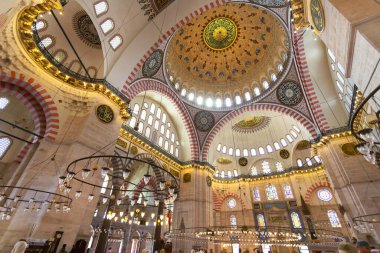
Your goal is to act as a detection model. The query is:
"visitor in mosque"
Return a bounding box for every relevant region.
[356,241,372,253]
[10,240,28,253]
[0,0,380,253]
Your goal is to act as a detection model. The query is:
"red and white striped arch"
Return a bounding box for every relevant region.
[304,181,331,203]
[294,30,329,132]
[0,71,60,162]
[123,0,231,86]
[201,103,319,161]
[122,79,199,161]
[213,191,247,211]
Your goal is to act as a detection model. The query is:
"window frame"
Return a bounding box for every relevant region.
[0,136,12,159]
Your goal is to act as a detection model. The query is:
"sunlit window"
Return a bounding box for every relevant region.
[274,142,280,150]
[286,134,293,143]
[0,98,9,110]
[221,171,225,178]
[251,166,258,176]
[235,95,242,105]
[297,159,303,167]
[251,148,257,156]
[230,215,237,229]
[290,130,298,138]
[164,140,169,150]
[154,120,159,130]
[314,155,322,163]
[275,162,284,172]
[0,137,12,159]
[235,149,241,157]
[262,161,271,174]
[327,210,341,228]
[243,149,249,157]
[170,144,174,154]
[254,87,261,96]
[233,170,238,177]
[188,92,195,101]
[206,97,213,107]
[94,1,108,16]
[291,212,302,228]
[253,187,261,201]
[39,36,53,48]
[222,146,227,154]
[196,96,203,105]
[166,129,170,139]
[175,148,179,157]
[317,189,332,202]
[266,145,273,153]
[225,97,232,107]
[258,147,265,155]
[257,214,266,227]
[158,137,163,146]
[293,126,301,133]
[141,110,147,121]
[336,80,344,93]
[244,92,251,101]
[306,158,313,166]
[337,63,346,76]
[35,20,46,31]
[162,113,167,123]
[100,19,114,34]
[129,117,136,128]
[283,183,294,198]
[263,81,269,90]
[327,49,336,62]
[217,144,222,151]
[109,35,123,50]
[265,184,278,200]
[337,72,345,85]
[228,148,233,155]
[100,175,109,194]
[271,73,277,82]
[280,138,287,147]
[278,64,284,72]
[215,98,222,108]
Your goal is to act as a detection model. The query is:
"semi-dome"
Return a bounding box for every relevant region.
[165,2,290,109]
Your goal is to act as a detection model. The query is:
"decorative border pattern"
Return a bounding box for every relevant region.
[201,103,319,160]
[0,71,60,162]
[293,30,329,132]
[122,79,199,160]
[213,191,247,211]
[123,0,231,86]
[304,181,331,203]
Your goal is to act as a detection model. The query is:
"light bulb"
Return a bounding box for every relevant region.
[143,174,151,185]
[128,220,132,225]
[130,211,135,217]
[141,212,145,218]
[6,214,11,220]
[116,199,122,206]
[159,181,166,190]
[88,194,94,202]
[153,222,157,226]
[155,199,160,206]
[160,215,164,220]
[123,169,131,179]
[46,207,51,212]
[81,168,91,179]
[114,217,118,222]
[130,199,136,206]
[102,197,108,204]
[143,200,148,207]
[75,191,82,199]
[64,186,72,194]
[172,193,177,201]
[151,213,155,219]
[146,221,149,226]
[119,211,124,217]
[66,171,75,180]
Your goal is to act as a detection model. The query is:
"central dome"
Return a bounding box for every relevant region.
[165,2,290,109]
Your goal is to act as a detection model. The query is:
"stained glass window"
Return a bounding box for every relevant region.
[283,183,294,199]
[262,161,271,174]
[257,213,266,227]
[291,212,302,228]
[100,19,114,34]
[109,35,123,50]
[227,198,236,209]
[253,187,261,201]
[275,162,284,172]
[317,189,332,202]
[265,184,278,200]
[40,36,53,48]
[251,166,258,176]
[327,210,341,228]
[94,1,108,16]
[0,97,9,110]
[0,137,12,159]
[230,215,237,229]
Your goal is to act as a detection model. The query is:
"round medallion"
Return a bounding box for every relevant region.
[194,111,215,132]
[206,176,212,187]
[96,104,114,123]
[277,81,302,106]
[341,143,360,156]
[203,17,238,50]
[73,12,101,48]
[227,198,237,209]
[232,116,270,134]
[142,49,163,77]
[130,146,138,155]
[279,149,290,159]
[310,0,325,33]
[317,189,332,202]
[239,157,248,167]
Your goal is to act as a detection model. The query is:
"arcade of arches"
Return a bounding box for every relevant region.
[0,0,380,253]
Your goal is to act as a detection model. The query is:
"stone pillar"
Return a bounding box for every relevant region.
[172,165,214,253]
[0,96,124,251]
[153,201,164,252]
[317,135,380,243]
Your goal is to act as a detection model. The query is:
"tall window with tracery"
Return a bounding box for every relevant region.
[230,215,237,229]
[327,210,341,228]
[251,166,258,176]
[257,213,266,227]
[291,211,302,228]
[262,161,271,174]
[0,137,12,159]
[275,162,284,172]
[265,184,279,200]
[252,187,261,201]
[283,183,294,199]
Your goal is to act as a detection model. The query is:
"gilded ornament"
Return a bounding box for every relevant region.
[96,104,114,123]
[216,157,232,164]
[341,143,360,156]
[296,140,310,150]
[232,116,270,133]
[279,149,290,159]
[206,176,212,187]
[203,17,238,50]
[183,173,191,183]
[310,0,325,33]
[131,146,138,155]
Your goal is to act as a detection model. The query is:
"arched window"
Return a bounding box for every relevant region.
[0,137,12,159]
[158,137,163,146]
[262,161,271,174]
[280,138,287,147]
[141,110,147,121]
[171,133,175,143]
[162,113,167,123]
[263,81,269,90]
[275,162,284,172]
[251,166,258,176]
[133,104,140,115]
[253,187,261,201]
[254,87,261,96]
[271,73,277,82]
[221,171,225,178]
[205,97,213,107]
[0,97,9,110]
[145,127,151,138]
[258,147,265,155]
[274,142,280,150]
[228,148,233,156]
[314,156,322,163]
[235,95,242,105]
[245,92,251,101]
[156,108,161,119]
[225,97,232,107]
[290,130,298,138]
[257,214,266,227]
[230,215,237,229]
[235,149,241,157]
[100,175,109,194]
[265,184,278,200]
[306,158,313,166]
[251,148,257,156]
[154,120,159,130]
[327,210,341,228]
[39,36,54,49]
[297,159,303,168]
[150,103,156,114]
[266,145,273,153]
[166,129,170,139]
[283,183,294,199]
[278,64,284,72]
[94,1,108,16]
[233,170,238,177]
[175,148,179,157]
[286,134,294,143]
[35,20,46,31]
[293,125,301,133]
[217,144,222,151]
[291,212,302,228]
[222,146,227,154]
[54,50,67,63]
[129,117,136,128]
[243,149,249,157]
[170,145,174,154]
[160,125,165,134]
[137,122,143,133]
[227,171,232,178]
[164,141,169,150]
[100,19,114,34]
[109,35,123,50]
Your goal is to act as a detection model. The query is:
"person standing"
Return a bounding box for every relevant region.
[11,239,28,253]
[356,241,371,253]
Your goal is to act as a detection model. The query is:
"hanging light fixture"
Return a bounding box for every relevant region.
[130,211,135,217]
[75,191,82,199]
[81,168,91,179]
[154,199,160,206]
[66,171,76,180]
[123,169,131,179]
[159,181,166,190]
[88,194,94,202]
[141,211,145,218]
[358,128,375,143]
[143,199,148,207]
[58,176,66,185]
[101,167,110,178]
[151,213,155,219]
[14,195,21,202]
[116,199,122,206]
[169,187,175,195]
[130,199,136,206]
[119,211,124,217]
[144,174,151,185]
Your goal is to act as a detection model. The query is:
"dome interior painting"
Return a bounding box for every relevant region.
[1,0,380,252]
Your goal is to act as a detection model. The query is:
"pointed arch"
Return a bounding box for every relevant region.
[213,191,247,211]
[304,181,331,203]
[122,78,199,160]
